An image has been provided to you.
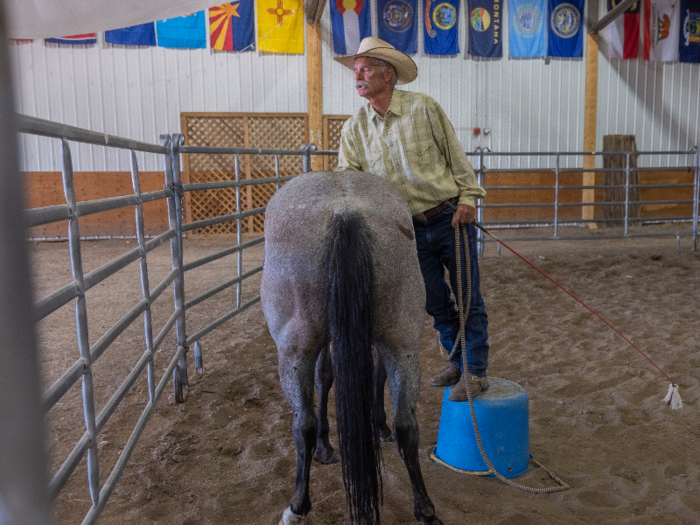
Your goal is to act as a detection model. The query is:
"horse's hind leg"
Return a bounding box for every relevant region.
[376,342,443,525]
[372,346,394,442]
[313,345,339,464]
[277,342,320,524]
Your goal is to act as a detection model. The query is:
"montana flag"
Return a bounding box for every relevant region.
[424,0,460,54]
[644,0,680,60]
[210,2,255,51]
[548,0,584,56]
[330,0,372,55]
[45,34,97,45]
[105,23,156,46]
[604,0,640,58]
[467,0,503,57]
[378,0,418,53]
[257,0,305,53]
[680,0,700,61]
[508,0,547,57]
[157,12,206,48]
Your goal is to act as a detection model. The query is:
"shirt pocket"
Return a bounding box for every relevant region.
[405,142,431,177]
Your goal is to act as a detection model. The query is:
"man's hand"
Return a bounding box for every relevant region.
[451,204,476,228]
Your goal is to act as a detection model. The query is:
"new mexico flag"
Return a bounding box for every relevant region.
[257,0,305,53]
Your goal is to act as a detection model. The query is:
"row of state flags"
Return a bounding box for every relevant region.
[22,0,700,62]
[41,0,304,53]
[331,0,583,58]
[609,0,700,62]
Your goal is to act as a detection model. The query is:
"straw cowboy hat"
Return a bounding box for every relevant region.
[333,37,418,85]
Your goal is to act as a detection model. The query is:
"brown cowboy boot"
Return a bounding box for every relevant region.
[448,373,489,402]
[430,364,462,387]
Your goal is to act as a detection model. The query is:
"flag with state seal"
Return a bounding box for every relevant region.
[680,0,700,62]
[508,0,547,57]
[548,0,584,57]
[330,0,372,55]
[644,0,679,60]
[467,0,503,57]
[424,0,460,55]
[378,0,418,53]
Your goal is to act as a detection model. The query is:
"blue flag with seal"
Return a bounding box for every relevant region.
[424,0,460,54]
[680,0,700,62]
[156,11,207,48]
[378,0,418,53]
[105,23,157,46]
[331,0,372,55]
[548,0,583,56]
[467,0,503,57]
[509,0,547,57]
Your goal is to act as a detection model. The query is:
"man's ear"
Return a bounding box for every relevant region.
[385,66,395,82]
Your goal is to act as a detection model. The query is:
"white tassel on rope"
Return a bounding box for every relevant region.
[663,383,683,410]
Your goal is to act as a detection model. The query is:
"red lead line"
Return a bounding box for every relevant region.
[472,222,675,386]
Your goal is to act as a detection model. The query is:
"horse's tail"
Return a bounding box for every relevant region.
[324,210,382,525]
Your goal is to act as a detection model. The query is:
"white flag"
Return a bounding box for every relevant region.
[644,0,680,60]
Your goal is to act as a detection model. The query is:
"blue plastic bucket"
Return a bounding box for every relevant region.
[431,377,530,478]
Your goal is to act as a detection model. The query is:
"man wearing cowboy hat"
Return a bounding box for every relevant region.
[334,37,490,402]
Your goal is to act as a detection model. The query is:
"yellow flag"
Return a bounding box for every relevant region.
[256,0,305,53]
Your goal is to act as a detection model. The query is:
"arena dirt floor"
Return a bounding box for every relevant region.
[30,223,699,525]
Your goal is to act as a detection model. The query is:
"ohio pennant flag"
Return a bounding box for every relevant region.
[257,0,305,53]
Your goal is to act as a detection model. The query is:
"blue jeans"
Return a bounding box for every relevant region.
[413,209,489,377]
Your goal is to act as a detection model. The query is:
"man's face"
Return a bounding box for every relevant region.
[353,57,393,99]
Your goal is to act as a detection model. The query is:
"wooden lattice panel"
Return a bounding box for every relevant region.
[182,113,308,236]
[323,115,350,171]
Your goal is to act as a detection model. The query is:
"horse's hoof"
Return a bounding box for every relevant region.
[313,449,339,464]
[379,431,394,442]
[280,506,305,524]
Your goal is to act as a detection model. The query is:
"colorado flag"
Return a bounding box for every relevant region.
[331,0,372,54]
[508,0,547,57]
[644,0,680,60]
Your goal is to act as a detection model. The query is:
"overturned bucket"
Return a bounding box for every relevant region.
[431,377,530,478]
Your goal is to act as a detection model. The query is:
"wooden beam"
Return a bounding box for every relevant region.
[307,22,324,171]
[582,33,599,228]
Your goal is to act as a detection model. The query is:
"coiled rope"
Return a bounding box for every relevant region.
[450,220,570,493]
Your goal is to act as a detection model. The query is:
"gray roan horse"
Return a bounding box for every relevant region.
[261,171,443,525]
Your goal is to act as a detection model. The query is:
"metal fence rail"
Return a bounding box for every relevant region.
[466,148,699,253]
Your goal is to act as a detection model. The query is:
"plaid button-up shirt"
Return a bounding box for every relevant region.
[335,89,486,216]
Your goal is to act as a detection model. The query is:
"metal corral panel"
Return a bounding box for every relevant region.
[9,38,307,172]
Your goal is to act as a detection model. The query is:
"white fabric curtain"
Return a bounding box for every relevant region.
[5,0,223,39]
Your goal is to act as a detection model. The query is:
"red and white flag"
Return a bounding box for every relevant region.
[644,0,680,60]
[604,0,640,58]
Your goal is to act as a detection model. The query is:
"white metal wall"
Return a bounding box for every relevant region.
[9,38,307,172]
[9,1,700,172]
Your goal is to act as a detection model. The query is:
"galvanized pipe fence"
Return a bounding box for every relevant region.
[7,114,699,525]
[468,148,699,255]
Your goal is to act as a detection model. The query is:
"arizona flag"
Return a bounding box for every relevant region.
[210,2,255,51]
[330,0,372,55]
[257,0,305,53]
[679,0,700,62]
[644,0,680,60]
[378,0,418,53]
[45,34,97,45]
[604,0,640,58]
[424,0,460,55]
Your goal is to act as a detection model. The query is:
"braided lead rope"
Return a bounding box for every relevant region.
[454,223,570,494]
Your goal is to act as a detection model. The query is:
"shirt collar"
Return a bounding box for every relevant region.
[366,89,403,121]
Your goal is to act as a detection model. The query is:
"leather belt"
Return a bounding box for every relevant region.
[412,197,459,222]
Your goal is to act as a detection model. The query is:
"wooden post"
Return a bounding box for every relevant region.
[307,21,324,171]
[583,33,599,228]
